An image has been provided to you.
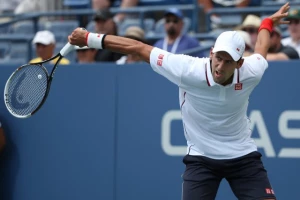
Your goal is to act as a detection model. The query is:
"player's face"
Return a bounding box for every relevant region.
[210,51,243,86]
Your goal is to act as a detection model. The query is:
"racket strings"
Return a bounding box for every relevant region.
[6,64,48,116]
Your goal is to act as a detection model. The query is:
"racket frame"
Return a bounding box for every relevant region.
[4,54,63,118]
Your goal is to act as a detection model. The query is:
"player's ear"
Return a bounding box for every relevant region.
[236,58,244,69]
[209,47,214,60]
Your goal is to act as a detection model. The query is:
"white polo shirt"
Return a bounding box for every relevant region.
[150,47,268,159]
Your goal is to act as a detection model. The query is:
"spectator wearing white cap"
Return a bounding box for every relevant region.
[30,30,70,64]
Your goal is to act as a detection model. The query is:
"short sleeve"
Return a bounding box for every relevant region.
[242,53,268,81]
[150,47,199,86]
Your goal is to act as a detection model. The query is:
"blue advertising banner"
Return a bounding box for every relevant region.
[0,61,299,200]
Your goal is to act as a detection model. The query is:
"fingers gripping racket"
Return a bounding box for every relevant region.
[4,43,76,118]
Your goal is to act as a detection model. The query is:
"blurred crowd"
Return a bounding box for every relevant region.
[0,0,299,64]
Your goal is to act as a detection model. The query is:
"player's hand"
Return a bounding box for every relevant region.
[269,2,290,26]
[68,28,88,47]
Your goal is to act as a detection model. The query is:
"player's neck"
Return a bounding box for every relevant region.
[222,75,234,86]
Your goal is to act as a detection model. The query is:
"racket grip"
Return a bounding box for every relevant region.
[60,43,76,57]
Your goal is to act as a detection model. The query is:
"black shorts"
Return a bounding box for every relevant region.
[182,151,276,200]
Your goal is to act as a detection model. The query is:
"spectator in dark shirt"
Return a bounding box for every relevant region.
[267,27,299,60]
[92,9,123,62]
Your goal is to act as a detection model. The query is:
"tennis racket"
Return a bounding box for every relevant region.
[4,42,76,118]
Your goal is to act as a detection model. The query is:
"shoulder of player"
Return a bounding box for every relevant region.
[239,53,268,79]
[180,57,210,84]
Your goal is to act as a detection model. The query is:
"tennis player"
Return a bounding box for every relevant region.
[68,3,290,200]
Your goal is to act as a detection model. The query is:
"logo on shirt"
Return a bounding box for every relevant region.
[157,54,164,66]
[265,188,275,194]
[235,83,243,90]
[236,48,240,52]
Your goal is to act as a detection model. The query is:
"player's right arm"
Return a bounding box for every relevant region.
[254,3,290,59]
[69,30,153,63]
[68,29,200,86]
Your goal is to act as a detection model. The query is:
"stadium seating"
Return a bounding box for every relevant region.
[0,42,10,59]
[63,0,91,8]
[10,21,45,34]
[9,43,29,61]
[43,20,79,36]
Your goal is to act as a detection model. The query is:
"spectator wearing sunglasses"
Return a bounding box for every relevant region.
[267,27,299,60]
[153,8,204,57]
[236,14,261,50]
[282,9,300,56]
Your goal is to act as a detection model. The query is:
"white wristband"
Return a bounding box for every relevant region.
[87,33,106,49]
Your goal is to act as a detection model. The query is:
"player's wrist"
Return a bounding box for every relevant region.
[86,33,107,49]
[258,18,273,34]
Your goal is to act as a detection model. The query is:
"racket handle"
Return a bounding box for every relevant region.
[60,43,76,57]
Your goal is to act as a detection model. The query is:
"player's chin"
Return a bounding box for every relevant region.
[213,77,224,85]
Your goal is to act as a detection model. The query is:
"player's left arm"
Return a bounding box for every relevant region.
[254,3,290,59]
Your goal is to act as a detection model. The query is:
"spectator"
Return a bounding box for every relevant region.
[282,9,300,56]
[0,0,21,14]
[116,26,148,64]
[14,0,56,14]
[92,0,113,10]
[91,9,123,62]
[30,30,70,64]
[0,121,5,154]
[267,27,299,60]
[236,14,261,49]
[92,0,139,24]
[154,8,204,57]
[113,0,139,24]
[236,30,253,56]
[75,46,97,63]
[199,0,260,26]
